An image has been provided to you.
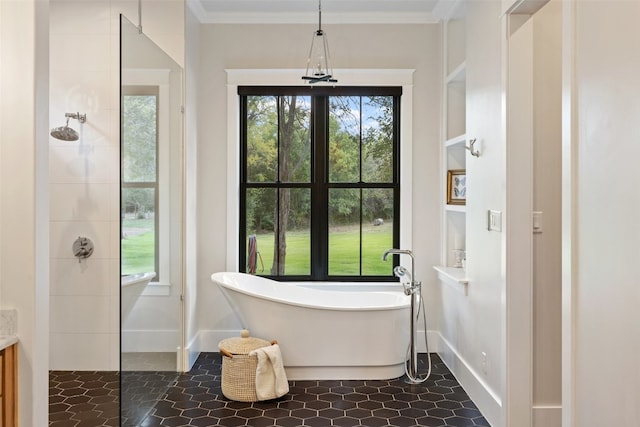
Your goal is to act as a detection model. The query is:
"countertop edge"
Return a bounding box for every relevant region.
[0,335,18,351]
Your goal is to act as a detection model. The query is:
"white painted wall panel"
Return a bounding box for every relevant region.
[532,0,562,411]
[566,1,640,426]
[0,1,50,423]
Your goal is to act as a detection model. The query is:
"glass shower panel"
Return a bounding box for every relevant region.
[120,14,184,426]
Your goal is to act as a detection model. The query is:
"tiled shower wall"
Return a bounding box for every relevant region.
[49,0,121,370]
[48,0,184,371]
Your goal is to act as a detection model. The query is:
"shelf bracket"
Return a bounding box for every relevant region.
[466,138,480,157]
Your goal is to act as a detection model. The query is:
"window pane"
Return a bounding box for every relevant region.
[123,95,157,182]
[246,188,310,276]
[279,188,310,275]
[246,96,278,183]
[245,188,275,274]
[328,188,361,275]
[362,96,394,183]
[278,96,311,183]
[246,96,311,183]
[121,187,156,275]
[362,189,394,275]
[329,96,360,183]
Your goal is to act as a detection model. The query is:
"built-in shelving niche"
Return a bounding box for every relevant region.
[437,1,468,290]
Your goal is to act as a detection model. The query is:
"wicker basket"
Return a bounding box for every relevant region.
[218,330,276,402]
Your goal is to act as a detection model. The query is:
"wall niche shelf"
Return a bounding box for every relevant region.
[433,265,469,295]
[445,204,466,213]
[445,134,467,149]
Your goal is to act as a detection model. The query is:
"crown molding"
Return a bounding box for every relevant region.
[188,1,439,24]
[432,0,466,21]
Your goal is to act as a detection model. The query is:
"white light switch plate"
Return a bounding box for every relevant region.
[533,211,543,233]
[488,210,502,232]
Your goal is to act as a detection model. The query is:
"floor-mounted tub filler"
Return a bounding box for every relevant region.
[211,271,411,380]
[382,248,432,384]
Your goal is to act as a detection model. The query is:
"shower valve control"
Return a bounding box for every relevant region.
[73,236,94,262]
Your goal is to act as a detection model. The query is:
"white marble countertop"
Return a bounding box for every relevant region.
[0,309,17,350]
[0,335,18,351]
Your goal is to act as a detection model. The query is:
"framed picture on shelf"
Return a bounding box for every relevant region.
[447,169,466,205]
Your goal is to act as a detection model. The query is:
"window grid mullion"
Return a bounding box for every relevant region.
[275,96,281,273]
[311,95,328,281]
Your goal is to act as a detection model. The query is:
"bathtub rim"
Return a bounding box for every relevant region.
[212,271,410,312]
[122,271,157,287]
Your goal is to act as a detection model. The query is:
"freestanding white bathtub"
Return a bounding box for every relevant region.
[121,272,156,322]
[211,271,411,380]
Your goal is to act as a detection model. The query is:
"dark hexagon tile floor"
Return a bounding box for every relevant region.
[49,370,120,426]
[121,353,491,427]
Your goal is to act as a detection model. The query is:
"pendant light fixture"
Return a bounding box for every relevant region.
[302,0,337,84]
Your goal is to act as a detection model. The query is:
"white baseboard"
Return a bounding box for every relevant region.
[434,332,503,427]
[533,406,561,427]
[184,333,201,371]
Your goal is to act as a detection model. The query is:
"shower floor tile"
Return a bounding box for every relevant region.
[49,370,119,427]
[122,353,491,427]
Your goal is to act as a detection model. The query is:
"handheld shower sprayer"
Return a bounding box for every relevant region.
[393,265,411,279]
[393,265,413,296]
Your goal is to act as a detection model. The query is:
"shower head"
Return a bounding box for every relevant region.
[50,112,86,141]
[50,119,79,141]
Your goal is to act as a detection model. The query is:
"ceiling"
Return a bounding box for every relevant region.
[188,0,450,24]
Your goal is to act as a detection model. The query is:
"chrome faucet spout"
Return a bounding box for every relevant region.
[382,248,414,262]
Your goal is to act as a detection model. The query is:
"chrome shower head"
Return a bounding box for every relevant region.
[50,119,79,141]
[50,112,86,141]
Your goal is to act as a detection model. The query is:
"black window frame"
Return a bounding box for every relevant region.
[239,85,401,281]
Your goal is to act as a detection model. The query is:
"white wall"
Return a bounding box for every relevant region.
[437,1,505,425]
[437,4,562,426]
[48,0,184,371]
[563,1,640,426]
[194,23,442,346]
[532,0,561,421]
[0,0,50,424]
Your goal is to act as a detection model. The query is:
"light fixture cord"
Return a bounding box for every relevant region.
[317,0,322,33]
[138,0,143,34]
